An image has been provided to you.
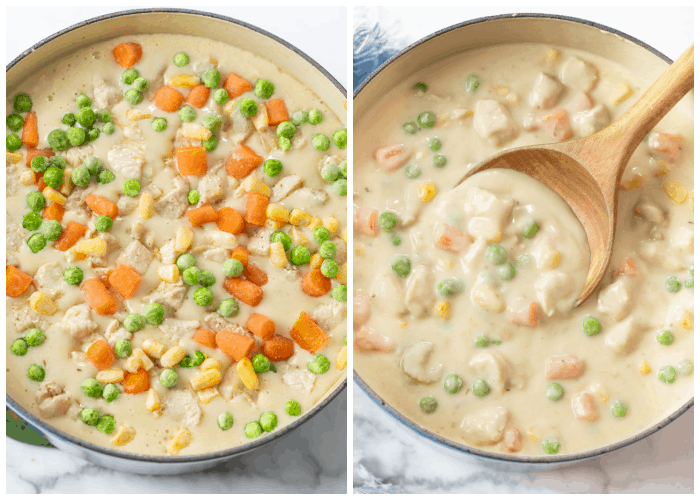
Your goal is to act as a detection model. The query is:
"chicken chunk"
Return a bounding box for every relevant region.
[473,99,518,146]
[404,264,435,318]
[36,381,73,418]
[560,56,599,92]
[118,196,139,216]
[13,302,49,333]
[271,175,304,203]
[143,280,187,311]
[247,227,273,256]
[469,352,509,394]
[107,124,146,180]
[7,222,24,253]
[528,72,563,109]
[155,176,190,219]
[158,240,179,265]
[460,406,509,445]
[597,276,635,321]
[93,77,122,110]
[282,366,316,394]
[369,269,407,316]
[354,325,395,353]
[312,301,347,332]
[470,274,505,313]
[287,187,329,209]
[159,318,200,341]
[32,262,65,299]
[571,104,609,137]
[197,170,224,205]
[604,316,641,355]
[116,240,154,275]
[401,342,441,384]
[54,304,97,340]
[163,390,203,427]
[534,271,575,317]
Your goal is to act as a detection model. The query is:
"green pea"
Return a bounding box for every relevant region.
[485,244,508,265]
[331,284,347,302]
[658,365,676,384]
[656,330,674,346]
[180,355,193,368]
[192,351,206,366]
[25,328,45,347]
[124,89,143,106]
[11,338,28,356]
[523,220,539,239]
[96,415,116,434]
[27,233,47,253]
[23,212,42,231]
[26,191,46,212]
[333,129,347,149]
[472,378,490,397]
[318,242,335,260]
[390,255,411,278]
[173,52,189,67]
[432,154,447,168]
[160,369,178,388]
[6,113,23,131]
[254,79,275,99]
[308,109,323,125]
[103,384,119,402]
[96,169,115,184]
[47,129,69,151]
[245,421,263,438]
[200,270,216,287]
[497,263,516,281]
[581,316,602,336]
[339,160,348,178]
[202,113,222,132]
[307,354,330,374]
[41,220,63,241]
[546,382,564,401]
[93,214,112,233]
[413,82,428,93]
[542,438,560,455]
[48,156,67,170]
[677,359,693,376]
[6,134,22,152]
[474,334,490,348]
[71,166,91,187]
[278,136,291,151]
[95,109,112,122]
[390,233,402,246]
[685,277,694,288]
[183,267,201,285]
[193,287,213,307]
[67,127,86,147]
[27,363,45,382]
[124,313,145,333]
[419,395,438,414]
[321,259,339,278]
[263,158,283,177]
[87,127,101,142]
[133,78,149,92]
[290,245,311,265]
[405,164,422,179]
[81,378,103,398]
[143,303,165,325]
[665,276,681,293]
[417,111,436,128]
[83,156,103,176]
[75,107,95,129]
[219,298,240,318]
[62,112,76,127]
[30,156,49,173]
[427,137,442,151]
[114,339,133,359]
[201,68,220,89]
[176,253,196,271]
[224,258,245,278]
[13,93,33,113]
[177,106,196,124]
[252,353,271,374]
[437,278,464,296]
[312,133,331,151]
[332,178,347,196]
[80,408,100,426]
[443,374,463,394]
[291,110,308,126]
[610,400,627,418]
[285,400,302,416]
[465,73,481,93]
[213,88,228,104]
[43,167,63,189]
[122,69,139,85]
[309,228,329,247]
[63,266,83,286]
[123,179,141,197]
[402,121,419,135]
[238,98,258,118]
[151,117,167,132]
[218,412,234,431]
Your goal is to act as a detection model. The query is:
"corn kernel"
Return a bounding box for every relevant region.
[181,122,212,141]
[134,347,154,371]
[126,108,152,121]
[264,219,285,230]
[223,99,237,116]
[418,182,437,202]
[611,83,633,105]
[96,368,125,384]
[435,300,451,320]
[139,191,155,219]
[19,170,35,186]
[6,151,23,164]
[43,186,67,205]
[190,368,222,391]
[680,310,693,331]
[124,355,143,373]
[76,238,107,256]
[200,358,221,372]
[146,388,161,412]
[111,424,136,446]
[335,345,347,370]
[652,160,670,177]
[29,291,58,315]
[639,360,651,375]
[60,169,74,196]
[541,248,560,270]
[270,241,288,267]
[266,203,290,222]
[251,108,269,131]
[662,180,688,205]
[322,217,339,234]
[290,226,309,246]
[158,264,180,283]
[307,216,323,230]
[310,253,323,269]
[142,339,167,359]
[168,74,200,87]
[160,345,186,368]
[167,428,192,455]
[492,85,510,96]
[197,387,220,404]
[241,175,272,197]
[289,208,312,226]
[237,357,259,390]
[598,392,609,403]
[545,48,560,65]
[336,263,347,285]
[355,245,365,255]
[342,228,347,244]
[174,226,194,253]
[620,173,647,191]
[527,427,540,442]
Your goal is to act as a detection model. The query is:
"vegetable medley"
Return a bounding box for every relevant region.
[7,34,347,456]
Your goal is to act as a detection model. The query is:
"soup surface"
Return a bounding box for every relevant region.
[7,33,348,456]
[353,43,693,456]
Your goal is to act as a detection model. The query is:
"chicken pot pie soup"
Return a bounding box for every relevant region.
[6,34,348,456]
[354,43,693,456]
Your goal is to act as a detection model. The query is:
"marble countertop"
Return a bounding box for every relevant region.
[6,6,347,494]
[352,6,694,494]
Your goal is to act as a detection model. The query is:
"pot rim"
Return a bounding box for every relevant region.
[6,7,347,464]
[353,12,693,465]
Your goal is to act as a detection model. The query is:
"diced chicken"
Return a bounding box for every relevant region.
[545,354,585,380]
[118,196,139,216]
[669,224,694,253]
[282,366,316,394]
[55,304,97,340]
[197,170,224,205]
[354,325,395,353]
[208,231,237,250]
[571,104,609,137]
[634,196,666,224]
[107,124,146,180]
[528,72,563,109]
[143,280,187,311]
[604,317,640,355]
[638,240,685,271]
[104,326,132,349]
[203,313,249,336]
[597,277,635,321]
[7,223,24,253]
[560,56,599,92]
[464,186,514,228]
[369,269,407,316]
[499,425,523,453]
[92,78,122,110]
[202,247,229,263]
[400,342,441,384]
[404,264,435,318]
[353,295,371,325]
[116,240,153,275]
[332,238,347,265]
[155,176,190,219]
[226,107,254,145]
[571,392,599,422]
[219,365,257,401]
[567,91,594,113]
[473,99,518,146]
[61,144,95,168]
[469,352,509,394]
[397,185,423,227]
[36,381,73,418]
[530,238,561,270]
[312,302,347,332]
[460,406,509,445]
[247,227,273,256]
[270,174,303,203]
[163,390,203,427]
[6,165,20,197]
[32,262,65,299]
[159,318,200,341]
[12,302,48,333]
[534,271,575,317]
[374,144,411,171]
[158,240,179,265]
[287,187,329,209]
[470,274,505,313]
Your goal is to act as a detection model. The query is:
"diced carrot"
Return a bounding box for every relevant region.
[85,194,118,219]
[54,221,88,251]
[6,265,33,298]
[261,335,294,361]
[301,269,332,297]
[122,368,150,394]
[230,246,249,266]
[355,325,396,352]
[86,339,115,371]
[215,330,256,362]
[187,205,218,227]
[571,392,599,422]
[193,329,217,349]
[154,86,185,113]
[434,223,470,253]
[247,344,262,360]
[374,144,410,171]
[499,425,523,453]
[353,295,371,326]
[43,202,64,222]
[353,206,379,236]
[569,91,593,112]
[243,263,268,286]
[112,42,142,68]
[81,277,118,316]
[265,99,289,126]
[613,257,638,279]
[244,192,268,226]
[507,297,539,327]
[223,277,263,306]
[185,84,210,108]
[648,132,682,163]
[247,313,275,340]
[21,112,39,147]
[289,311,329,353]
[225,144,263,179]
[175,146,208,176]
[108,264,142,299]
[545,354,585,380]
[223,73,252,99]
[216,207,245,235]
[25,147,54,168]
[539,109,572,142]
[37,176,48,193]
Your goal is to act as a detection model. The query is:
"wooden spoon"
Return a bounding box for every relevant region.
[456,45,694,306]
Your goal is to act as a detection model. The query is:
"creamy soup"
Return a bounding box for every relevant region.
[353,44,693,456]
[6,33,348,456]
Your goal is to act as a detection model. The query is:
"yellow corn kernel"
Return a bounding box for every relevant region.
[289,208,312,226]
[492,85,510,96]
[146,388,161,412]
[545,48,560,65]
[355,245,365,255]
[597,392,609,403]
[160,345,186,368]
[19,170,35,186]
[142,339,167,359]
[336,263,347,285]
[270,241,288,267]
[543,249,561,270]
[139,191,155,219]
[342,228,347,244]
[620,173,647,191]
[126,108,152,121]
[168,74,200,87]
[251,108,269,131]
[133,347,154,371]
[167,428,192,455]
[639,360,651,375]
[399,321,408,328]
[29,291,58,315]
[418,182,437,202]
[181,122,212,141]
[505,93,520,105]
[76,238,107,256]
[310,253,323,269]
[223,99,238,116]
[124,355,143,373]
[488,230,502,244]
[307,216,323,230]
[237,357,259,390]
[652,160,670,177]
[435,300,451,320]
[241,175,272,197]
[43,186,67,205]
[335,345,347,370]
[266,203,290,223]
[680,310,693,331]
[611,83,633,105]
[158,264,180,283]
[111,424,136,446]
[322,217,339,234]
[264,219,285,230]
[174,226,194,253]
[290,226,309,246]
[190,368,222,391]
[60,169,74,196]
[6,151,23,164]
[96,368,125,384]
[197,387,220,404]
[527,427,540,442]
[200,358,220,372]
[662,180,688,205]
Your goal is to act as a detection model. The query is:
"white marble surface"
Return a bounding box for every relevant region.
[6,6,347,494]
[352,6,694,494]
